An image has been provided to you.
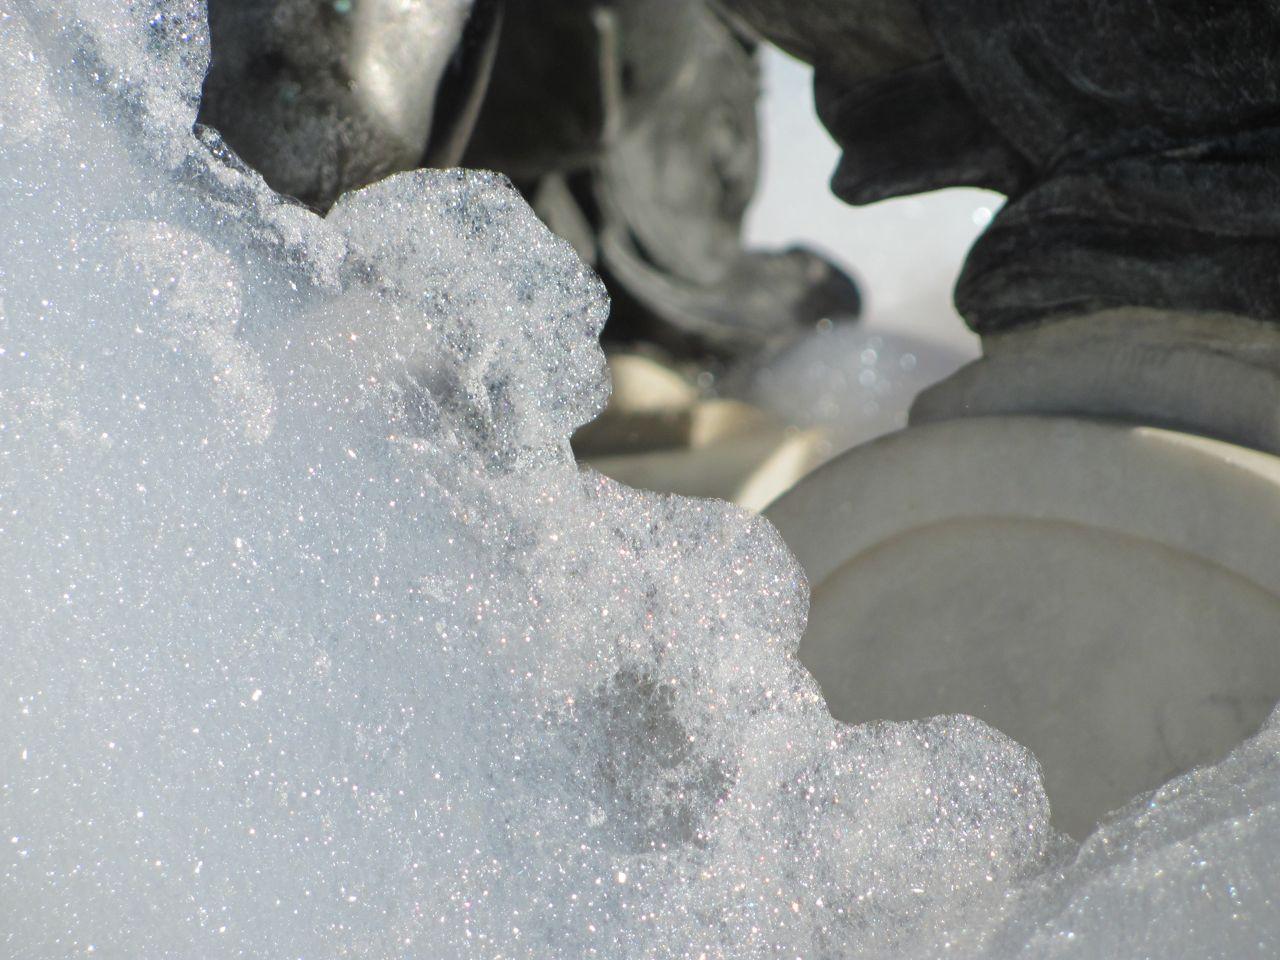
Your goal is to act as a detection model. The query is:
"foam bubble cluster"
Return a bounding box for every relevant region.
[1,3,1277,958]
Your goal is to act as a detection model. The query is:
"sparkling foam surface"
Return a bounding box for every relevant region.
[1,3,1277,957]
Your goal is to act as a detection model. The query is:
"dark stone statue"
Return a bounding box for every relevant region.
[718,0,1280,454]
[199,0,1280,421]
[717,0,1280,334]
[198,0,861,362]
[199,0,482,208]
[928,0,1280,334]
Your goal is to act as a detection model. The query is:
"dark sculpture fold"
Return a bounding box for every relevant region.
[198,0,862,362]
[922,0,1280,332]
[720,0,1280,453]
[722,0,1280,332]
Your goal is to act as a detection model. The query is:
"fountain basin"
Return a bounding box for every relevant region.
[767,416,1280,838]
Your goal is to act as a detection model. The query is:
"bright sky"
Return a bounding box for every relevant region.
[746,47,997,359]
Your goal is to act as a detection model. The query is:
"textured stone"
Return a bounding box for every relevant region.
[713,0,936,87]
[201,0,861,359]
[467,0,862,359]
[912,309,1280,455]
[716,0,1030,203]
[921,0,1280,332]
[723,0,1280,335]
[200,0,474,209]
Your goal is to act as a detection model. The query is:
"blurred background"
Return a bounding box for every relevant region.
[742,46,993,460]
[579,45,1000,506]
[198,1,1005,507]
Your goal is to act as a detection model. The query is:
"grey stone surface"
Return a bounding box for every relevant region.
[912,309,1280,456]
[200,0,861,360]
[723,0,1280,335]
[716,0,1030,201]
[713,0,935,87]
[200,0,474,209]
[922,0,1280,333]
[465,0,862,359]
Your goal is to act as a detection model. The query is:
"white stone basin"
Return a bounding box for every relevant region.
[766,416,1280,837]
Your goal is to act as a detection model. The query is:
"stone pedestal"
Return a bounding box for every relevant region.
[766,417,1280,838]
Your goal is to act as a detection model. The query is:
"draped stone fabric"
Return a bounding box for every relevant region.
[200,0,861,360]
[713,0,1028,202]
[923,1,1280,170]
[464,0,862,358]
[922,0,1280,331]
[463,0,704,181]
[712,0,935,86]
[720,0,1280,333]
